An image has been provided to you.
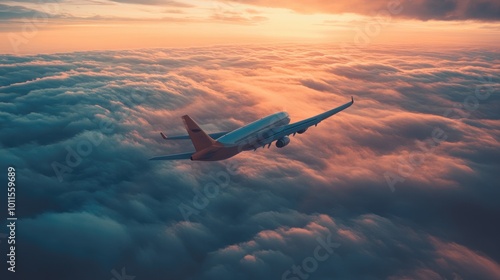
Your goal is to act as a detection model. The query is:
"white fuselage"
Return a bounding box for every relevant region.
[217,112,290,148]
[190,112,290,161]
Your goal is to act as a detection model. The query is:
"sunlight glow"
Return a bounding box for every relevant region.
[0,0,498,53]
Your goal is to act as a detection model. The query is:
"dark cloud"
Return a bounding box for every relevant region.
[0,0,60,3]
[229,0,500,21]
[0,44,499,280]
[2,0,193,6]
[0,4,49,20]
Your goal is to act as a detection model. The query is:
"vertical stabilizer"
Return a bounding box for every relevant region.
[181,115,215,152]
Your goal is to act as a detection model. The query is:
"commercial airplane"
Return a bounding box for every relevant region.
[150,97,354,161]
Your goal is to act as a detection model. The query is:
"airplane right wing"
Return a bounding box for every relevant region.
[267,97,354,143]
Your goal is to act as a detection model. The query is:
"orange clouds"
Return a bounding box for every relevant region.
[2,43,499,279]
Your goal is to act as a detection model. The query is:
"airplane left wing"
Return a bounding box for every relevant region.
[149,151,194,160]
[160,131,229,140]
[267,97,354,143]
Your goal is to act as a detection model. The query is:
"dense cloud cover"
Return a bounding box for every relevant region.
[0,44,499,280]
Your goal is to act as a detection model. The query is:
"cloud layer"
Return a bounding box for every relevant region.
[229,0,500,21]
[0,44,499,280]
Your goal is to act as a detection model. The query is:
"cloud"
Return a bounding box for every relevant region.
[108,0,194,7]
[210,3,268,24]
[0,1,262,28]
[211,12,267,24]
[0,3,51,20]
[3,0,194,6]
[228,0,500,21]
[0,44,499,280]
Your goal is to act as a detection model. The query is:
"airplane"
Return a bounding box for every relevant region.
[150,97,354,161]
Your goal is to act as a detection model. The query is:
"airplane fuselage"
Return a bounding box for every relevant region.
[191,112,290,161]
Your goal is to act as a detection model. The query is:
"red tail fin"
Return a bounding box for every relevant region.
[182,115,215,152]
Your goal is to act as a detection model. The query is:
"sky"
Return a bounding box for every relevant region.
[0,0,500,53]
[0,1,500,280]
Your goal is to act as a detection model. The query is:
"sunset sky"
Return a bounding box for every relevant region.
[1,1,500,280]
[1,0,500,53]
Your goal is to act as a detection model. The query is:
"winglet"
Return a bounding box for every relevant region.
[160,132,167,139]
[351,96,354,103]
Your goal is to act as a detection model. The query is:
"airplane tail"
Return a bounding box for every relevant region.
[182,115,215,152]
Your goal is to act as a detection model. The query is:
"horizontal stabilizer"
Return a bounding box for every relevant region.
[161,131,229,140]
[149,152,194,161]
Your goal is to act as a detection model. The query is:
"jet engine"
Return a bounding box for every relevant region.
[297,128,308,134]
[276,136,290,148]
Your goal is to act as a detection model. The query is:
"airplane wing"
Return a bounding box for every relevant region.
[266,97,354,143]
[149,152,194,160]
[160,131,229,140]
